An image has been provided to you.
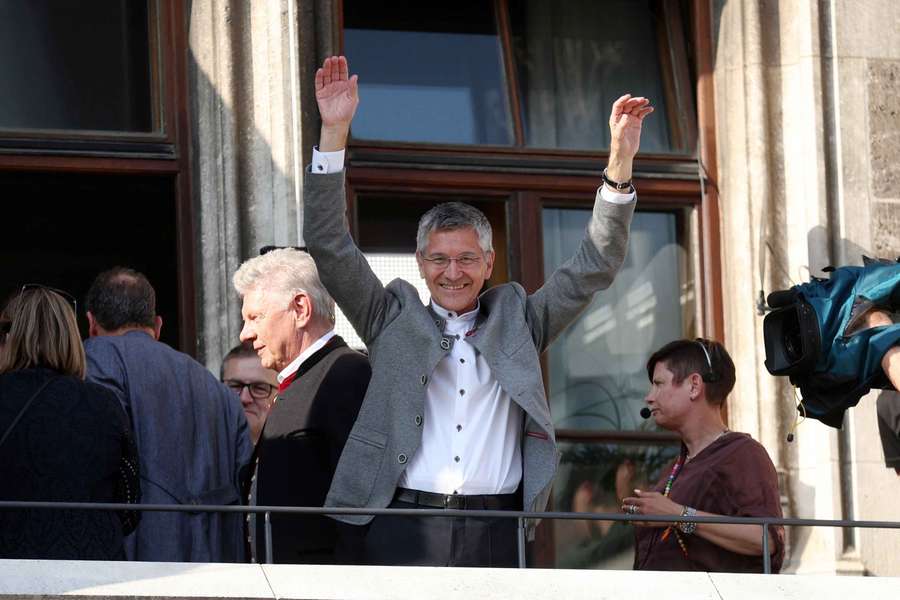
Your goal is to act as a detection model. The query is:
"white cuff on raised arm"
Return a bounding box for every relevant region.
[598,185,636,205]
[312,147,346,174]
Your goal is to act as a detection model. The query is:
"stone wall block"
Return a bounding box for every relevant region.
[868,61,900,199]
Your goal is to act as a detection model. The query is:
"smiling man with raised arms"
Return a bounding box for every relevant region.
[304,55,652,567]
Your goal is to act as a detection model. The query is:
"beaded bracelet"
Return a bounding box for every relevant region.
[678,505,698,535]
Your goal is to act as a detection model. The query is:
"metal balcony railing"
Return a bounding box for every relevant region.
[3,500,900,574]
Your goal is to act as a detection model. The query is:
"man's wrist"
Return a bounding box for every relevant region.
[606,145,634,182]
[602,168,633,193]
[319,124,350,152]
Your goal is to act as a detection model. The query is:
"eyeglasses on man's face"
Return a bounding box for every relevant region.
[223,379,277,400]
[419,254,483,270]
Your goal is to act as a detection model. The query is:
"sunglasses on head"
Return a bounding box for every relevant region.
[20,283,78,315]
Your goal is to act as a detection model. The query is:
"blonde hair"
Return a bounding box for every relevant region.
[0,287,86,378]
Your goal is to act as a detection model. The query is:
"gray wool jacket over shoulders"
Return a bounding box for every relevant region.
[303,169,634,527]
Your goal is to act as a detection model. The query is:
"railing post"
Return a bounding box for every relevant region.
[265,511,274,564]
[517,516,526,568]
[762,520,771,574]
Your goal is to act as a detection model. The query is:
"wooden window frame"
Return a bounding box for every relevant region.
[0,0,197,354]
[339,0,722,567]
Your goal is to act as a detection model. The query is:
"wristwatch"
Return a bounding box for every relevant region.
[602,168,634,192]
[678,505,698,535]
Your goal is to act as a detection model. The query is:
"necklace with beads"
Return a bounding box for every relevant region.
[660,451,690,556]
[660,429,730,557]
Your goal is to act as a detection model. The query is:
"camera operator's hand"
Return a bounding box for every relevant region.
[862,310,900,390]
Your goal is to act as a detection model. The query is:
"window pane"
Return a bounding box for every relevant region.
[543,207,695,432]
[509,0,684,153]
[343,0,514,145]
[0,1,154,132]
[553,440,680,569]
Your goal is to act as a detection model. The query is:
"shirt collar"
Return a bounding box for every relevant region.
[430,300,479,323]
[277,330,336,383]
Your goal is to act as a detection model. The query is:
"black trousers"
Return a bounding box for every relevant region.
[360,499,519,567]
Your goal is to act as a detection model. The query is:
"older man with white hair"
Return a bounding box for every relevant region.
[233,248,370,564]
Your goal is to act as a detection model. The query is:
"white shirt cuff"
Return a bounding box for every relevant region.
[312,147,345,174]
[598,185,636,204]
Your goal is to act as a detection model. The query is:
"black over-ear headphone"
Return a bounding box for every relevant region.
[695,338,720,383]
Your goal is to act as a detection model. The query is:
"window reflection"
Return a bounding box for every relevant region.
[554,441,679,569]
[509,0,684,152]
[0,1,154,133]
[343,0,514,145]
[543,207,694,432]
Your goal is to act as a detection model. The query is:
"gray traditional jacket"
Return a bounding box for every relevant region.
[303,170,634,526]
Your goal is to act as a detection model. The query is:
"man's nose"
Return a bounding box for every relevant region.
[445,259,462,279]
[239,388,254,406]
[239,323,253,343]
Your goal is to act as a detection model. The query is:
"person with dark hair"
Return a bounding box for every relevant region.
[84,267,252,563]
[221,343,278,446]
[622,339,785,573]
[304,56,651,567]
[0,285,139,560]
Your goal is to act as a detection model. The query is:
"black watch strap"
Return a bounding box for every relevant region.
[602,168,634,192]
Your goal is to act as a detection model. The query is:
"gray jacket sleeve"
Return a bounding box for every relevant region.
[302,169,397,345]
[525,188,635,353]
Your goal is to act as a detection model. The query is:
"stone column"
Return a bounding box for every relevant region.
[186,0,337,369]
[823,0,900,577]
[712,0,844,574]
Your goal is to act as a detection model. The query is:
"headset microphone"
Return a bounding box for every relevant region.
[640,407,652,419]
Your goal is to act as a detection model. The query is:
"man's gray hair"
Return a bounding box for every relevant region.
[416,202,493,254]
[233,248,336,324]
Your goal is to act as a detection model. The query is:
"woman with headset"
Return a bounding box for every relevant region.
[621,339,785,573]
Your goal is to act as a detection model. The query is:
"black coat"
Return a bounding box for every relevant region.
[0,367,140,560]
[254,335,370,563]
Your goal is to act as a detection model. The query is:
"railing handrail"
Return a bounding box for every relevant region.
[5,499,900,574]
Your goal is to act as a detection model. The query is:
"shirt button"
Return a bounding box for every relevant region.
[415,415,423,426]
[459,389,465,396]
[456,424,462,432]
[316,164,324,171]
[398,453,408,464]
[454,456,460,463]
[421,375,428,385]
[459,358,465,364]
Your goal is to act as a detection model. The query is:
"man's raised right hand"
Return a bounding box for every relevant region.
[316,55,359,151]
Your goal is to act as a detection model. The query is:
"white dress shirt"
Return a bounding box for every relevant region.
[399,302,524,494]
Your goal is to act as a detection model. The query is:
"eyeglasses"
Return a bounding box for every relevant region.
[21,283,78,316]
[224,379,277,400]
[420,254,483,269]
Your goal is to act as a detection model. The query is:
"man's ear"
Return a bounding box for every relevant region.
[87,311,100,337]
[415,251,426,279]
[292,292,312,327]
[483,250,496,281]
[153,316,163,340]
